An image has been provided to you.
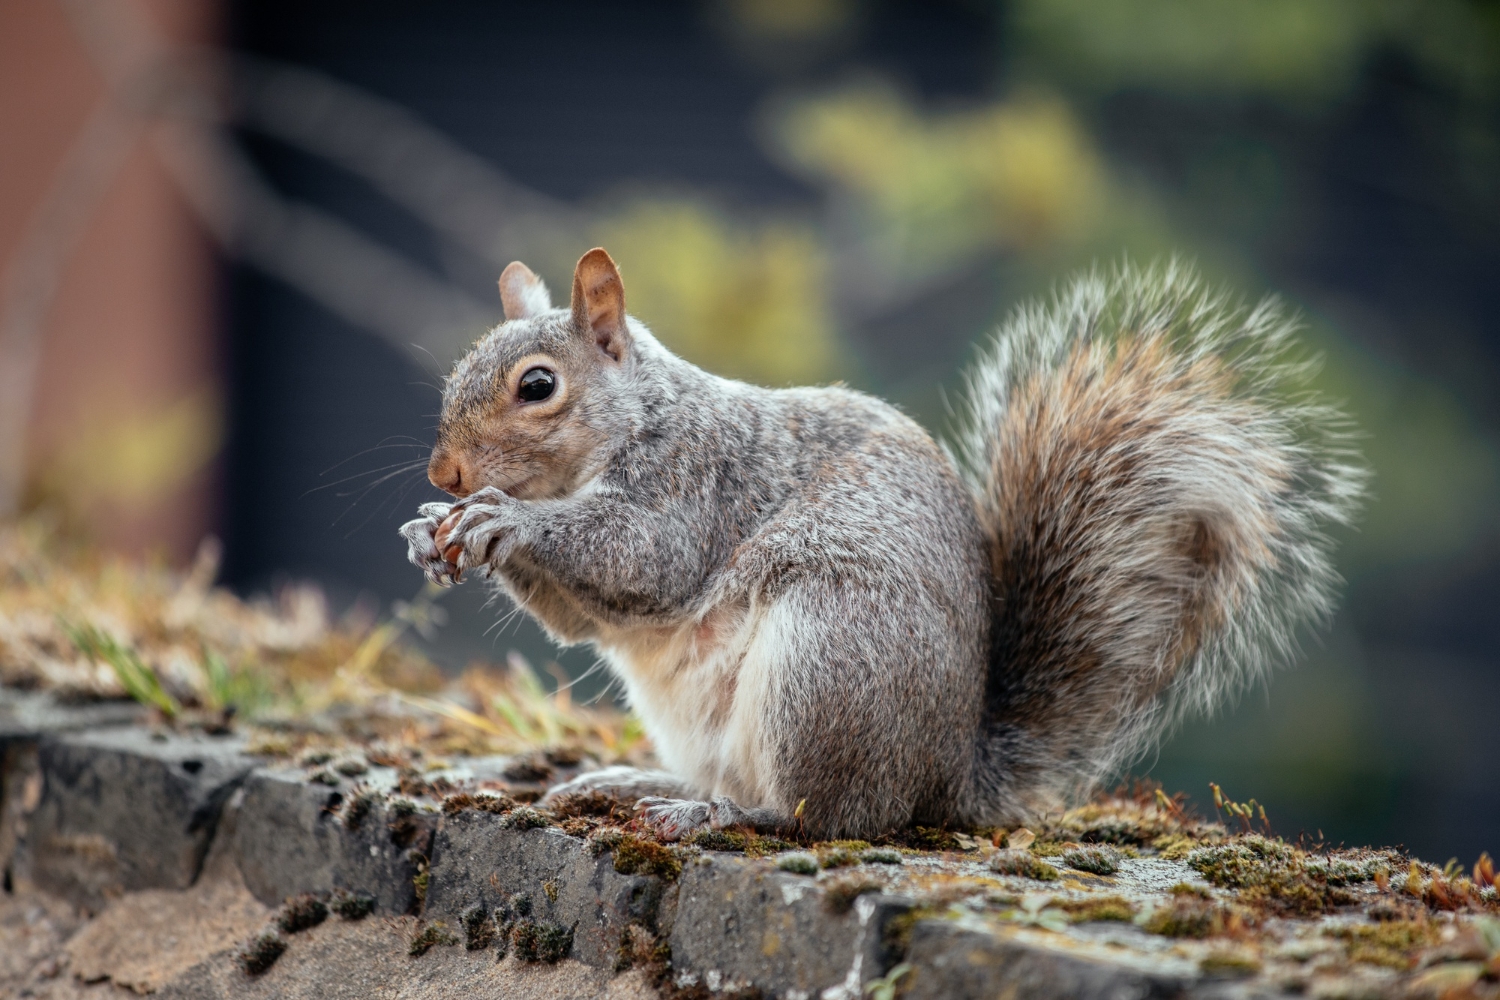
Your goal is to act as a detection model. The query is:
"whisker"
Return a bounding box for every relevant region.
[318,440,431,477]
[331,462,429,498]
[408,342,447,380]
[309,459,429,496]
[337,471,435,540]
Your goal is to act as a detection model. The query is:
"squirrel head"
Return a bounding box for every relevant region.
[429,247,647,500]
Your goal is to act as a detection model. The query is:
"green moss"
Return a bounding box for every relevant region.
[820,847,860,869]
[461,905,495,950]
[860,848,904,865]
[614,923,659,972]
[411,852,431,907]
[1327,919,1441,969]
[989,849,1060,881]
[276,894,328,934]
[743,835,797,857]
[778,853,820,875]
[1152,834,1198,860]
[547,789,632,822]
[612,835,683,881]
[441,792,515,816]
[1186,836,1352,916]
[1143,895,1225,938]
[688,828,748,851]
[586,827,626,857]
[685,828,797,857]
[879,827,961,851]
[409,922,459,956]
[1199,951,1261,977]
[330,890,375,920]
[1060,895,1136,923]
[237,930,286,976]
[342,791,378,831]
[1062,845,1120,875]
[503,806,551,831]
[511,920,573,963]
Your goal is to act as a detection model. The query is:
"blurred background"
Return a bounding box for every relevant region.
[2,0,1496,862]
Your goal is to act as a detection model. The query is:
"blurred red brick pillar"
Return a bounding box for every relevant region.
[0,0,222,563]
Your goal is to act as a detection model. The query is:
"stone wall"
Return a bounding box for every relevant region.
[2,688,1495,1000]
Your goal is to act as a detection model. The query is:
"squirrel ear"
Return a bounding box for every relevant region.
[570,248,629,362]
[498,261,551,320]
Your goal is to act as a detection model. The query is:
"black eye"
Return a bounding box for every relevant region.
[517,366,556,403]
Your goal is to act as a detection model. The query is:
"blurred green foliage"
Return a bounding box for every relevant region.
[590,199,838,387]
[772,84,1106,271]
[1013,0,1500,100]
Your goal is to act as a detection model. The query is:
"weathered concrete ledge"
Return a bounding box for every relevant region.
[2,690,1496,1000]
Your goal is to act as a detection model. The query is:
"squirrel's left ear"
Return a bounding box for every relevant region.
[499,261,551,320]
[570,248,629,362]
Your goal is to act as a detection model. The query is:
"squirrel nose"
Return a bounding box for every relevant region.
[428,452,470,497]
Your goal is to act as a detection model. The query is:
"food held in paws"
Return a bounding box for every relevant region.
[436,512,463,567]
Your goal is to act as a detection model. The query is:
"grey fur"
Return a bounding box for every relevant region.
[400,256,1365,839]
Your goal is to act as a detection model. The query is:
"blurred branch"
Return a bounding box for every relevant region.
[231,59,587,273]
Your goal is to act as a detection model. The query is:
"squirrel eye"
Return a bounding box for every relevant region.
[516,366,556,403]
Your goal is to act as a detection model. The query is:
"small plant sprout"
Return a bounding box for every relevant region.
[863,962,912,1000]
[1007,894,1068,932]
[64,620,180,717]
[1209,783,1270,834]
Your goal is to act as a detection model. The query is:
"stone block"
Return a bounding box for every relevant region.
[423,810,665,968]
[233,765,437,915]
[21,728,256,907]
[668,853,912,999]
[0,689,146,743]
[900,918,1199,1000]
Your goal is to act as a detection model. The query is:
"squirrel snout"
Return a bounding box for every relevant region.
[428,452,469,497]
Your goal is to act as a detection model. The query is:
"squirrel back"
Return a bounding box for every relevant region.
[954,262,1366,821]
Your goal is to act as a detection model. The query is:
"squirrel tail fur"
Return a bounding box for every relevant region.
[953,261,1367,820]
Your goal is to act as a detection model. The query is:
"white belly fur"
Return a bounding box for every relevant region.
[597,596,795,811]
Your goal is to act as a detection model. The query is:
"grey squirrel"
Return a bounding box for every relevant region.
[400,248,1365,840]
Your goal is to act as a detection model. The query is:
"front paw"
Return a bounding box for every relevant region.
[637,798,712,841]
[438,489,516,577]
[400,504,456,585]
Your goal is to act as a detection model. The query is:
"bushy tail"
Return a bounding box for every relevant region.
[952,261,1366,822]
